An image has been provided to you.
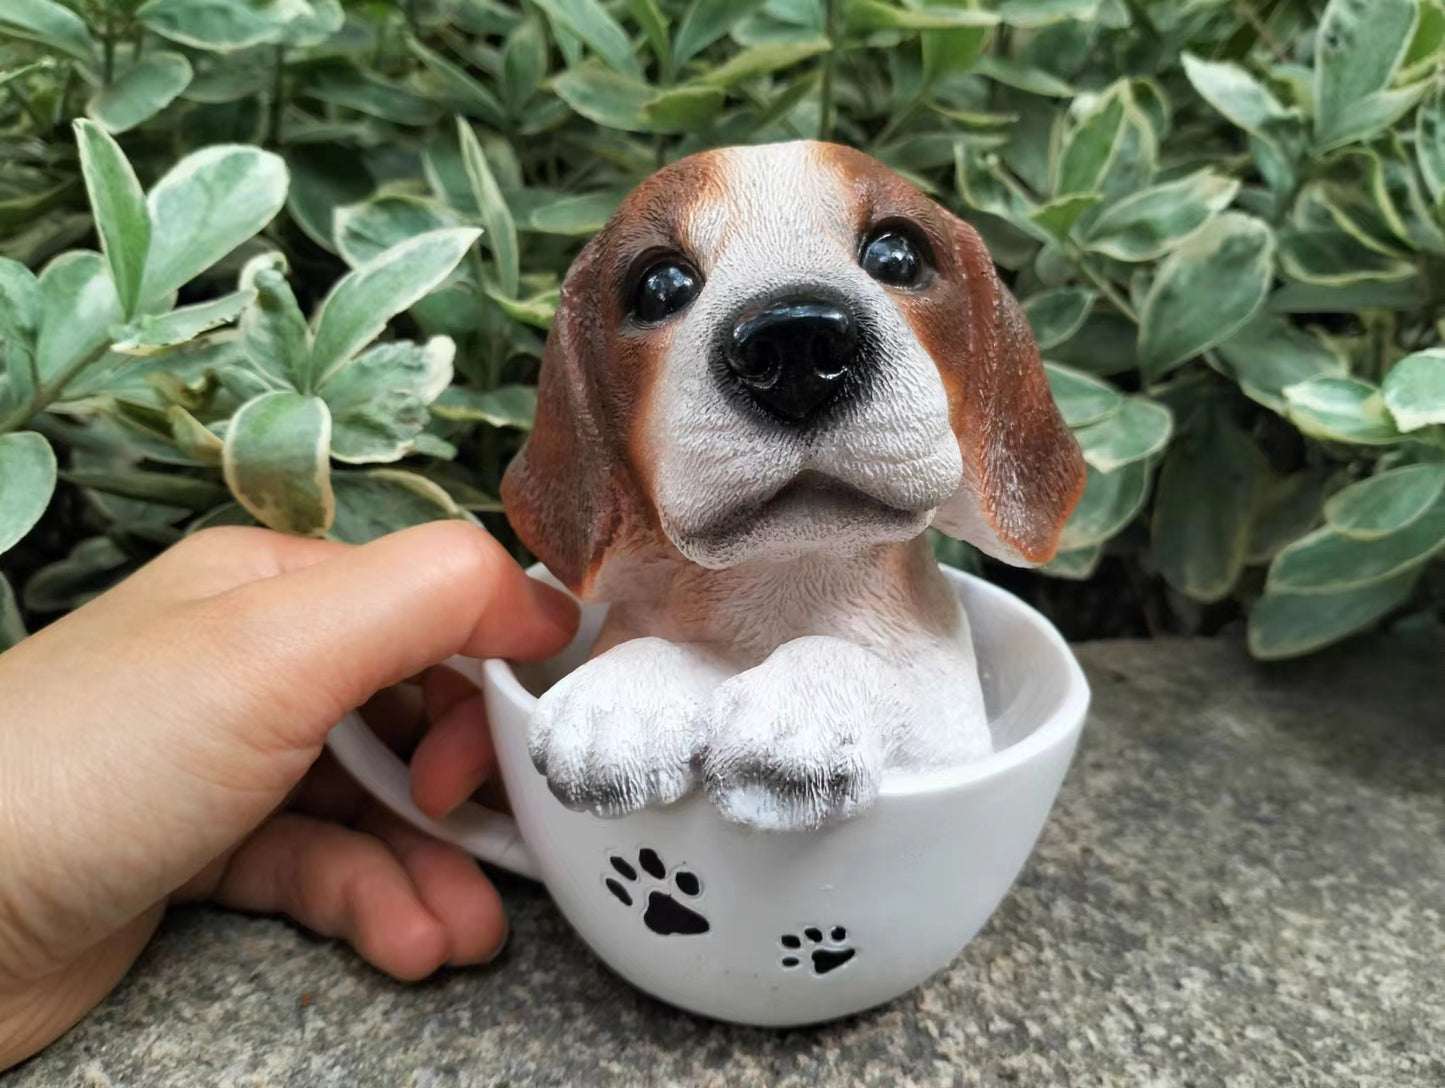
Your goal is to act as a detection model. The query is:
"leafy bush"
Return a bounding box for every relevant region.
[2,0,1445,658]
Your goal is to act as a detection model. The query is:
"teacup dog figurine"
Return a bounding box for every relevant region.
[502,140,1086,832]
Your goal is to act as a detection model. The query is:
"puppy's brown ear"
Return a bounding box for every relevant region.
[929,215,1087,566]
[502,238,622,596]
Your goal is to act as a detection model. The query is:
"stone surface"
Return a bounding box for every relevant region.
[8,635,1445,1088]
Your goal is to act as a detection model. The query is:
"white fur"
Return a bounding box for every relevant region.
[529,637,730,816]
[645,143,964,568]
[530,142,995,832]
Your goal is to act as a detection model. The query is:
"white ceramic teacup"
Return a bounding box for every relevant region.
[326,564,1089,1028]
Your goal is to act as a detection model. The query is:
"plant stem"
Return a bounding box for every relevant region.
[1076,254,1140,324]
[102,15,115,84]
[873,92,923,148]
[51,63,76,128]
[268,46,286,148]
[6,84,48,131]
[818,0,839,141]
[0,342,113,435]
[1236,1,1288,63]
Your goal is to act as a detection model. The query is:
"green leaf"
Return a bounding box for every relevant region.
[1324,464,1445,540]
[167,405,224,464]
[1276,227,1417,286]
[304,63,440,126]
[629,0,671,65]
[551,63,652,129]
[1213,312,1348,413]
[0,0,97,64]
[1137,213,1274,379]
[1405,0,1445,72]
[972,55,1073,97]
[1249,570,1420,659]
[1057,460,1149,550]
[1050,311,1138,376]
[284,145,373,254]
[955,145,1040,232]
[86,52,192,134]
[1045,362,1124,428]
[74,120,151,322]
[674,0,768,67]
[1248,468,1331,564]
[36,251,121,385]
[642,84,726,132]
[1084,170,1239,262]
[1315,81,1430,152]
[1284,376,1402,445]
[143,145,288,301]
[1417,80,1445,204]
[329,469,467,545]
[532,0,642,77]
[487,285,559,328]
[223,391,334,536]
[241,262,311,389]
[112,289,254,355]
[1381,349,1445,431]
[502,16,548,109]
[457,120,520,298]
[1028,194,1100,245]
[521,191,622,235]
[281,0,342,47]
[62,468,228,512]
[405,36,508,129]
[1055,90,1125,196]
[1181,53,1299,140]
[1269,277,1428,313]
[1268,495,1445,594]
[691,40,829,87]
[138,0,286,51]
[999,0,1099,27]
[0,258,40,406]
[334,194,462,270]
[0,572,25,651]
[188,502,257,533]
[23,537,132,613]
[1314,0,1418,148]
[844,0,996,31]
[0,431,56,557]
[319,337,455,464]
[921,25,990,88]
[1023,287,1095,350]
[308,228,481,387]
[1072,396,1172,473]
[1151,409,1261,603]
[432,384,537,430]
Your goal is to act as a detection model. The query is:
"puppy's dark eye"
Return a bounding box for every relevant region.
[632,260,701,323]
[860,229,925,287]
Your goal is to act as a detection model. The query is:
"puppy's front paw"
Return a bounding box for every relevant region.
[530,637,726,817]
[702,638,906,832]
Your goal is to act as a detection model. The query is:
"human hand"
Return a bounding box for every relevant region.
[0,522,578,1070]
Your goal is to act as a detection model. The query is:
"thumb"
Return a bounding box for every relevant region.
[193,520,578,748]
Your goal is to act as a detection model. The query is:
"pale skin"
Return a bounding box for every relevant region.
[0,521,580,1072]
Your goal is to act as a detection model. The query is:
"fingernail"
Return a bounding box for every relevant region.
[530,579,580,636]
[483,916,511,964]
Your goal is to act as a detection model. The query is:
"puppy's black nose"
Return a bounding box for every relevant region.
[728,299,857,423]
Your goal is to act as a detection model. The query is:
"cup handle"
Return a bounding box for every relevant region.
[326,710,543,882]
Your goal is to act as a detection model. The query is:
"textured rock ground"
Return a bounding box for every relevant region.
[8,635,1445,1088]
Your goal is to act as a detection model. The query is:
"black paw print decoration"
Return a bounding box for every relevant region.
[605,848,709,935]
[781,925,856,975]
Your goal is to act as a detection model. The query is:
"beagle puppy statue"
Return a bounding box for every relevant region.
[502,141,1085,832]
